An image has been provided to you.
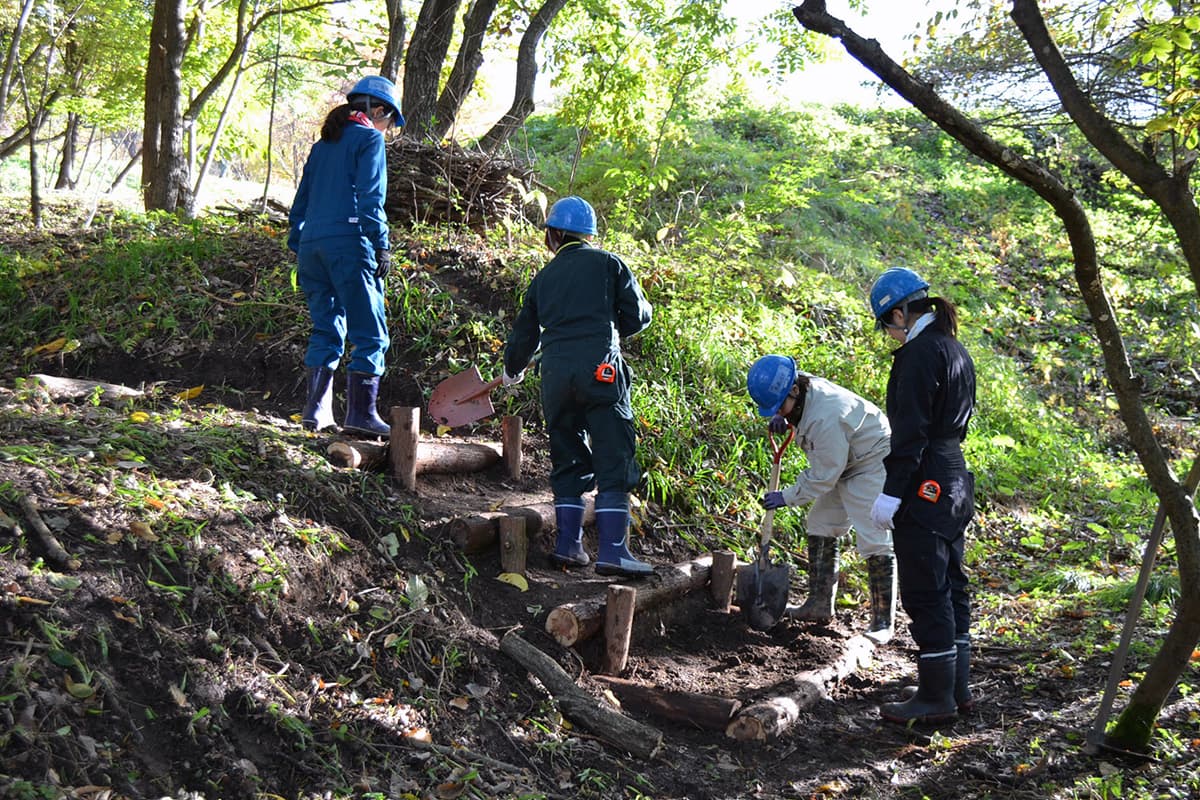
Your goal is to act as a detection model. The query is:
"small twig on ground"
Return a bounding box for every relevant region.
[18,495,79,570]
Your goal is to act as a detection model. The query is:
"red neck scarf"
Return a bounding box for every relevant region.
[350,110,373,128]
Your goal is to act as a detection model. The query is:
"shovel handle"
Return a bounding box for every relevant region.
[758,427,794,552]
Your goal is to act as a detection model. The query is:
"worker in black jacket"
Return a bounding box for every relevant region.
[868,267,977,724]
[503,196,654,577]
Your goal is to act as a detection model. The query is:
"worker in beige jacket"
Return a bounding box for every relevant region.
[747,354,894,643]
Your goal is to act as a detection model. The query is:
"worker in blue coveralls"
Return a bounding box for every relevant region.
[288,75,401,438]
[502,196,655,578]
[867,266,977,724]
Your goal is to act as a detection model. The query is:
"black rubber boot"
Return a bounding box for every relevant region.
[594,493,654,577]
[550,497,589,568]
[864,554,896,644]
[881,652,958,724]
[301,366,336,432]
[785,535,839,621]
[955,636,975,712]
[343,371,390,438]
[900,637,976,713]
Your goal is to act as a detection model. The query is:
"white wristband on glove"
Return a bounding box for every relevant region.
[871,493,902,530]
[501,370,524,387]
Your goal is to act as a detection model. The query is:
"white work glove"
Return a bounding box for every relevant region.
[501,369,524,387]
[871,493,902,530]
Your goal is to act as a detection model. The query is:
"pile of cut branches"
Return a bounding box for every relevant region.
[386,139,538,229]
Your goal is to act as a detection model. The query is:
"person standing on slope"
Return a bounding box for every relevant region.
[502,196,655,578]
[868,266,977,724]
[289,75,401,438]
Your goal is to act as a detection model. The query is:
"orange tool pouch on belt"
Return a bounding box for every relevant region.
[594,361,616,383]
[917,480,942,503]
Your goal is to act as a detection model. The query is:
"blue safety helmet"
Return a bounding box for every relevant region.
[544,196,598,236]
[869,267,929,325]
[747,355,797,417]
[348,75,403,126]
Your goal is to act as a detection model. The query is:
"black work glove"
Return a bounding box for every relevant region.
[767,413,790,435]
[374,249,392,279]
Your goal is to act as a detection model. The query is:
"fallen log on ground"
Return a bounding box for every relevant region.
[724,633,876,742]
[499,633,663,759]
[327,439,501,472]
[448,497,596,553]
[545,554,714,647]
[594,675,742,731]
[29,374,144,404]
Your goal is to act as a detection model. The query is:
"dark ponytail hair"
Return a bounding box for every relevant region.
[320,104,354,143]
[908,296,960,338]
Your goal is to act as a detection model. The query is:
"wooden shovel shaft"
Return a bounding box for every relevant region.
[757,428,793,559]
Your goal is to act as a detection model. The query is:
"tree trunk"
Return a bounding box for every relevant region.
[380,0,407,82]
[0,0,37,131]
[1008,0,1200,753]
[54,111,79,190]
[402,0,462,139]
[143,0,193,214]
[431,0,500,141]
[477,0,569,153]
[792,0,1200,752]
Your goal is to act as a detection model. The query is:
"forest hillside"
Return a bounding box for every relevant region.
[0,102,1197,799]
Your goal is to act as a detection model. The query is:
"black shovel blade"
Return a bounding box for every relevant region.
[735,562,791,631]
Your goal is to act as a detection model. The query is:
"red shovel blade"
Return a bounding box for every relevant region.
[428,366,498,427]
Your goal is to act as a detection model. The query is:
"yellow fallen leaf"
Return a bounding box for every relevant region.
[497,572,528,591]
[32,337,67,355]
[129,411,151,423]
[436,424,452,436]
[174,385,204,402]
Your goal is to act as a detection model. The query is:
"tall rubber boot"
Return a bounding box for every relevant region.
[785,535,839,621]
[550,497,589,568]
[880,651,958,724]
[900,636,976,712]
[343,371,390,438]
[864,554,896,644]
[594,493,654,577]
[301,366,336,432]
[955,636,975,712]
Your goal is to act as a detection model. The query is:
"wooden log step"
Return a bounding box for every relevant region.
[447,497,596,553]
[327,438,501,472]
[724,633,876,742]
[499,633,663,759]
[545,554,713,647]
[594,675,742,731]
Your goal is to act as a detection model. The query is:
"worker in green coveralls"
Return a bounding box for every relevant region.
[502,196,655,578]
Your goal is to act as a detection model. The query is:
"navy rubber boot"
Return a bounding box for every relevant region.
[301,366,336,432]
[594,492,654,578]
[343,371,390,438]
[881,651,958,724]
[549,497,589,567]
